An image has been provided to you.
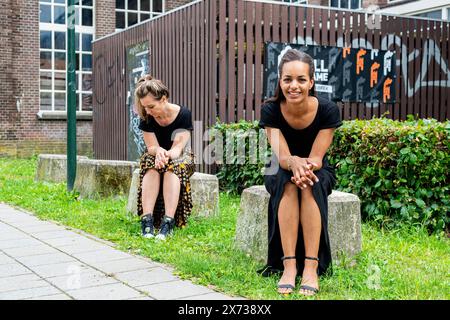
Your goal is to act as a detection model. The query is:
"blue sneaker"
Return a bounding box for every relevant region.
[141,215,155,238]
[155,215,175,240]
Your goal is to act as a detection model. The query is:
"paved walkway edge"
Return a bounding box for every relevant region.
[0,203,244,300]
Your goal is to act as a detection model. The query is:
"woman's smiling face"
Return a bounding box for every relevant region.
[279,60,314,104]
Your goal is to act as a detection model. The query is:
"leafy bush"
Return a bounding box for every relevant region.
[211,120,271,194]
[213,117,450,234]
[329,117,450,234]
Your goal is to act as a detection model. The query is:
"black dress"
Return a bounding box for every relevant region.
[258,96,342,277]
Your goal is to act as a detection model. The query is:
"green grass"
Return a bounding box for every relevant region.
[0,157,449,300]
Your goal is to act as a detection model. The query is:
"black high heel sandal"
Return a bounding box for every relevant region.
[299,256,320,295]
[277,256,297,295]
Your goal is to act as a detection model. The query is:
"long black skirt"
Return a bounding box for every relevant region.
[259,158,336,277]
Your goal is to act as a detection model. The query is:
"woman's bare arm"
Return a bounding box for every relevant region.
[168,130,191,159]
[308,128,336,170]
[143,132,162,155]
[264,127,292,171]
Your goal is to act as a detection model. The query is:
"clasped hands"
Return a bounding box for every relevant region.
[154,147,171,169]
[288,156,320,190]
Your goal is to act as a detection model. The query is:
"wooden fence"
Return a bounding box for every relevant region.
[92,0,450,167]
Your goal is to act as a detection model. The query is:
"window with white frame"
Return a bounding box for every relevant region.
[115,0,165,31]
[413,7,450,21]
[329,0,361,10]
[39,0,94,113]
[414,9,442,19]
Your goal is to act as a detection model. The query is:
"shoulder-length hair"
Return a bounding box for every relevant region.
[134,74,170,120]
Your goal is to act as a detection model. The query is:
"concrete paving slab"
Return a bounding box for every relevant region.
[72,249,135,264]
[43,235,101,247]
[46,268,118,291]
[25,293,73,300]
[0,222,17,233]
[2,244,61,258]
[33,230,82,240]
[55,242,109,255]
[0,217,47,227]
[0,285,63,300]
[115,267,179,287]
[86,258,157,275]
[0,253,15,266]
[137,279,212,300]
[0,274,49,293]
[0,203,241,300]
[14,252,77,267]
[177,292,242,300]
[0,263,33,279]
[127,295,155,300]
[66,282,144,300]
[0,237,44,250]
[0,231,28,241]
[19,224,67,234]
[30,261,91,279]
[0,210,31,219]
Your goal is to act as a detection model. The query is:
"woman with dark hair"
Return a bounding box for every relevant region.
[134,75,195,240]
[258,49,342,296]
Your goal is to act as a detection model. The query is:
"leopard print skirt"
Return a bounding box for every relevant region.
[137,148,195,229]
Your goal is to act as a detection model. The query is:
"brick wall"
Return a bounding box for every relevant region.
[362,0,388,8]
[0,0,195,159]
[308,0,389,8]
[0,0,92,158]
[166,0,193,12]
[308,0,329,6]
[95,1,116,39]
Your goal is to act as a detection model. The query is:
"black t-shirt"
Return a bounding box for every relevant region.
[138,105,193,150]
[259,96,342,158]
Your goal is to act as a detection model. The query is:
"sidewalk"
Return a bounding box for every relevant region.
[0,203,242,300]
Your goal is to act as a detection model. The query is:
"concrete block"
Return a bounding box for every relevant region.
[126,169,140,216]
[234,186,362,264]
[126,171,219,219]
[190,172,219,218]
[35,154,88,183]
[74,159,138,199]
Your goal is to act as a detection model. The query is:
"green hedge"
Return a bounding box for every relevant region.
[329,117,449,233]
[212,117,450,234]
[212,120,269,194]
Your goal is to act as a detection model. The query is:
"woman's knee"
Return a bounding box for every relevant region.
[300,185,314,199]
[163,170,181,184]
[143,168,160,179]
[282,182,298,198]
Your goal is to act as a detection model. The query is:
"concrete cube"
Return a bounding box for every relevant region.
[234,186,362,264]
[35,154,88,183]
[189,172,219,218]
[74,159,138,199]
[126,171,219,219]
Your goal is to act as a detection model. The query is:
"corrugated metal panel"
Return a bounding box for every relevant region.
[93,0,450,165]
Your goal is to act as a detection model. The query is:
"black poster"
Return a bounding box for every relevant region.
[126,41,150,161]
[264,42,396,104]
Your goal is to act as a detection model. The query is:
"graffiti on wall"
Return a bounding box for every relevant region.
[126,42,150,161]
[264,42,397,103]
[93,53,126,105]
[291,34,450,99]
